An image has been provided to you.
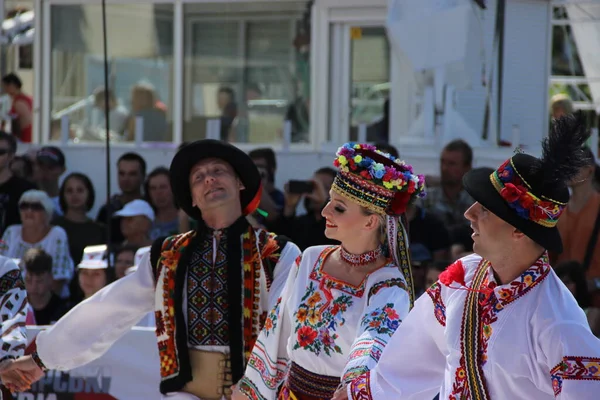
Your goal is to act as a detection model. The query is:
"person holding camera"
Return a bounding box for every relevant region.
[272,167,338,250]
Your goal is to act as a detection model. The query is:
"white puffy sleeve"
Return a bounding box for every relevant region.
[347,281,449,400]
[34,252,155,370]
[342,278,409,382]
[542,321,600,399]
[267,240,301,310]
[238,254,302,400]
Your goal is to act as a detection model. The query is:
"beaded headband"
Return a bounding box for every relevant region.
[490,158,566,227]
[332,143,426,215]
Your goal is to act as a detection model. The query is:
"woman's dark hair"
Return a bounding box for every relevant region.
[59,173,96,212]
[144,166,177,210]
[554,261,591,309]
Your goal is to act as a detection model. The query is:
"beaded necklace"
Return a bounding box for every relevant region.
[339,246,382,267]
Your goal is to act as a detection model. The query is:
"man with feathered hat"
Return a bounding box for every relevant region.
[0,140,301,400]
[335,115,600,399]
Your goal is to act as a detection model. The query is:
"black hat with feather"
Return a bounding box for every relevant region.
[463,114,590,253]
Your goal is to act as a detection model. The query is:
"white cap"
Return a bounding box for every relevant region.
[114,200,155,221]
[12,258,21,268]
[78,245,108,270]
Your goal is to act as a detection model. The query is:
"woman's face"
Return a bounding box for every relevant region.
[115,250,135,279]
[64,177,89,211]
[320,190,377,243]
[78,268,107,298]
[19,201,48,228]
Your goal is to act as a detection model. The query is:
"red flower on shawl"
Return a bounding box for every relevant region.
[439,261,466,288]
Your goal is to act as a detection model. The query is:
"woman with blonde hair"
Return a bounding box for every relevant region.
[233,143,426,400]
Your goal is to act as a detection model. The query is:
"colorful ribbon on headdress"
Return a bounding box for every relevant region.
[386,214,415,309]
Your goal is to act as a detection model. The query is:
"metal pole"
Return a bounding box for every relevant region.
[101,0,112,267]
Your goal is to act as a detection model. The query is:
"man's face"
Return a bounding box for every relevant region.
[464,202,515,259]
[252,157,273,188]
[148,173,173,209]
[189,158,243,213]
[1,83,17,97]
[120,215,151,238]
[25,271,53,300]
[440,150,470,186]
[118,160,144,194]
[0,139,14,172]
[36,162,65,183]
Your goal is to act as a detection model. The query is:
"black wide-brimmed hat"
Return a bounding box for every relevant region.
[170,139,262,221]
[463,114,589,253]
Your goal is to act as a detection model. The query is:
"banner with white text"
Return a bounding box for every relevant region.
[16,327,161,400]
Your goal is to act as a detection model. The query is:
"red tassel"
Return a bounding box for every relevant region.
[243,182,263,216]
[439,260,467,287]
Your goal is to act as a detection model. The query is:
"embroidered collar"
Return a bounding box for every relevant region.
[483,251,551,308]
[200,216,248,238]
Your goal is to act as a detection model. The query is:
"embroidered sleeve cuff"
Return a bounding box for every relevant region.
[348,372,373,400]
[31,351,48,372]
[238,376,267,400]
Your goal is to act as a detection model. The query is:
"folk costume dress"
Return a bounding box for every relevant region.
[28,140,302,400]
[239,143,426,400]
[347,116,600,399]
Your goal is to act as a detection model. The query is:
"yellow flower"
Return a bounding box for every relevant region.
[354,144,361,149]
[338,155,348,165]
[383,181,394,189]
[354,155,363,163]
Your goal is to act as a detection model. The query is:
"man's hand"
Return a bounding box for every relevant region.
[332,384,349,400]
[0,356,44,391]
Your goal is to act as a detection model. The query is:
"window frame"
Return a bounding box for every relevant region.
[39,0,316,152]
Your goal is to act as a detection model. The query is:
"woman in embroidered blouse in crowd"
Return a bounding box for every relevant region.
[232,143,426,400]
[0,190,74,299]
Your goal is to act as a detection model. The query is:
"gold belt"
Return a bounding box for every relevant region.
[183,349,232,400]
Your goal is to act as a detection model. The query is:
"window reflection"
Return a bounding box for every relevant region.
[49,4,173,143]
[183,1,311,144]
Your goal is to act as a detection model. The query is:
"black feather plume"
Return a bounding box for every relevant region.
[530,112,589,189]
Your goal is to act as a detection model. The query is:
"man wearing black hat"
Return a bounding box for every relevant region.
[0,140,301,400]
[334,115,600,399]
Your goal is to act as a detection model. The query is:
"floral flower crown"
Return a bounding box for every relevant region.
[332,143,426,215]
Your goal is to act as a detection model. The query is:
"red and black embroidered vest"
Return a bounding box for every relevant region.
[150,217,286,395]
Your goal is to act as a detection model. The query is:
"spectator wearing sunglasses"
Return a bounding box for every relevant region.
[0,131,36,236]
[0,190,74,299]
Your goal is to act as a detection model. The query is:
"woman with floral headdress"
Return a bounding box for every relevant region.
[232,143,426,400]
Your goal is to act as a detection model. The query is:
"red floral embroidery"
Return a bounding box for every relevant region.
[297,326,318,347]
[425,282,446,327]
[550,356,600,396]
[349,371,373,400]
